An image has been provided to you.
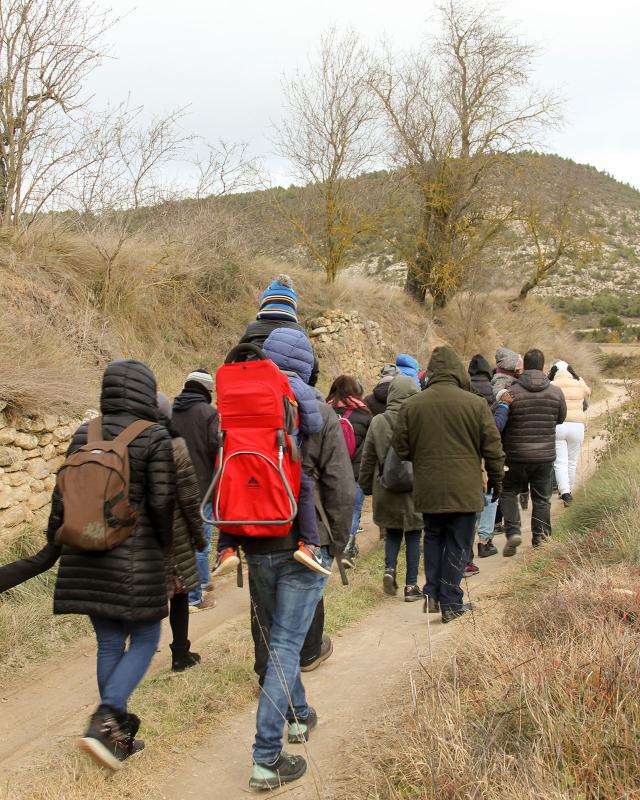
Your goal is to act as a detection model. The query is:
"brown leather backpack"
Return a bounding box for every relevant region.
[54,416,154,551]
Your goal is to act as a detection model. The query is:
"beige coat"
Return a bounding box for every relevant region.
[552,370,591,423]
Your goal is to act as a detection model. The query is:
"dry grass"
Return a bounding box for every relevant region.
[343,445,640,800]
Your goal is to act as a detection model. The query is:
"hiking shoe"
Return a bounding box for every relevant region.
[202,582,214,592]
[187,604,201,614]
[193,594,216,611]
[493,522,505,535]
[532,533,550,548]
[341,537,359,569]
[116,713,145,761]
[478,541,498,558]
[423,596,440,614]
[249,752,307,790]
[464,563,480,577]
[300,634,333,672]
[561,493,573,507]
[383,568,398,595]
[441,602,475,624]
[503,534,522,557]
[519,493,529,510]
[287,707,318,744]
[79,704,127,771]
[212,547,240,578]
[171,642,202,672]
[404,584,423,602]
[293,542,331,575]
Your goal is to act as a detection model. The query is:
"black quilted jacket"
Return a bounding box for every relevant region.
[46,360,176,622]
[503,370,567,463]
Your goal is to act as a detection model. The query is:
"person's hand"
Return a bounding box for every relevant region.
[500,391,514,406]
[487,477,502,503]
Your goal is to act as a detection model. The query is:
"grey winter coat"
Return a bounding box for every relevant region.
[359,376,423,531]
[167,437,207,596]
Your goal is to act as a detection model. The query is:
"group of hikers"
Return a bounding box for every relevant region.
[0,273,592,791]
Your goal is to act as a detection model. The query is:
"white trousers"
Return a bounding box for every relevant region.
[554,421,585,495]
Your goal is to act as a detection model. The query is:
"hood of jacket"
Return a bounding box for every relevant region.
[395,353,420,386]
[172,382,212,412]
[263,327,315,384]
[425,346,470,390]
[373,380,392,403]
[468,354,492,380]
[100,359,158,421]
[495,347,520,372]
[385,375,419,421]
[517,369,551,393]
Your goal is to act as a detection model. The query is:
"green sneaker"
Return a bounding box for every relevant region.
[249,752,307,790]
[287,707,317,744]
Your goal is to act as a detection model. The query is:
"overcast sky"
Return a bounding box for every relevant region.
[86,0,640,189]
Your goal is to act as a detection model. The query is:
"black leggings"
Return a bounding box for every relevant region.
[169,592,189,652]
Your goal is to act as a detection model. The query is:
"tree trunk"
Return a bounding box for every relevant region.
[405,265,427,303]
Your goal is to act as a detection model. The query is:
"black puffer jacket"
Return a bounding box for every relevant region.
[365,381,391,416]
[46,360,176,622]
[172,385,219,500]
[503,370,567,463]
[468,354,494,406]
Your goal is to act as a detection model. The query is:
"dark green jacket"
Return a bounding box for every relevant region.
[392,346,505,514]
[359,376,423,531]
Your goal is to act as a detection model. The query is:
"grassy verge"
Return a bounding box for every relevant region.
[343,445,640,800]
[2,542,385,800]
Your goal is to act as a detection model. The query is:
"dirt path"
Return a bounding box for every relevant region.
[0,381,626,795]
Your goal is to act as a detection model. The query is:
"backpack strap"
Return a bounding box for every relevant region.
[87,416,103,442]
[113,419,155,447]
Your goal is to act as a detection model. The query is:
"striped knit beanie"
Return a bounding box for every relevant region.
[256,274,298,323]
[185,369,214,392]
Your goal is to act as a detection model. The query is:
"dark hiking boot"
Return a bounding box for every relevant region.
[464,563,480,577]
[287,707,318,744]
[493,522,505,535]
[249,752,307,790]
[404,584,423,602]
[423,596,440,614]
[341,537,359,569]
[383,568,398,595]
[478,541,498,558]
[519,493,529,510]
[116,713,145,761]
[561,493,573,507]
[441,602,475,624]
[79,704,128,771]
[171,641,202,672]
[300,634,334,673]
[503,534,522,557]
[532,533,550,548]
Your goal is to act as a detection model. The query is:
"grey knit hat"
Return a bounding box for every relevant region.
[186,369,214,392]
[378,363,401,384]
[495,348,521,372]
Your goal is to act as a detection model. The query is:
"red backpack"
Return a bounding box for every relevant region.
[203,344,301,537]
[337,409,357,459]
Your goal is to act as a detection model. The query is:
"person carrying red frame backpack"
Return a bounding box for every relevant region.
[205,341,330,577]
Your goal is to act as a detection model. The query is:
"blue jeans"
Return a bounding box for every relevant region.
[90,617,161,712]
[189,501,212,605]
[351,484,365,536]
[422,512,476,612]
[385,528,421,586]
[477,493,498,542]
[245,549,329,763]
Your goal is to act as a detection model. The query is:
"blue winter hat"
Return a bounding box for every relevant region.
[257,274,298,323]
[395,353,421,387]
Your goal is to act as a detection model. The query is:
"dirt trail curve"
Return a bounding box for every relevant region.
[0,382,626,797]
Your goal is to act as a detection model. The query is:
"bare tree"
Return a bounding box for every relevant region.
[194,140,255,199]
[370,0,559,306]
[274,28,380,283]
[0,0,113,228]
[515,161,600,300]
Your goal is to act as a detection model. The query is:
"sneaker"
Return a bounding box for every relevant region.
[441,602,475,624]
[79,704,127,771]
[187,604,201,614]
[341,536,359,569]
[464,563,480,577]
[503,534,522,557]
[300,634,333,673]
[116,713,145,761]
[202,582,214,592]
[404,584,423,602]
[561,493,573,507]
[423,596,440,614]
[477,541,498,558]
[287,707,318,744]
[211,547,240,578]
[293,543,331,575]
[194,594,217,611]
[383,568,398,596]
[249,752,307,790]
[171,642,202,672]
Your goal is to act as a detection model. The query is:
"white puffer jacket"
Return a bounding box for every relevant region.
[552,366,591,424]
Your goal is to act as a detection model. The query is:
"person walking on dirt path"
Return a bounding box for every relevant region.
[364,363,401,416]
[501,349,567,557]
[359,375,423,602]
[393,346,505,624]
[157,393,208,672]
[241,329,354,791]
[327,375,371,568]
[45,360,176,770]
[469,354,495,405]
[171,369,219,611]
[549,360,591,506]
